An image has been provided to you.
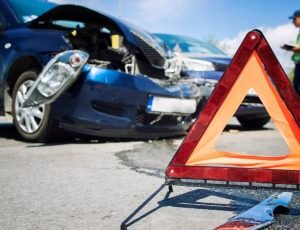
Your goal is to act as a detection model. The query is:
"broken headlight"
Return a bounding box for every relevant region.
[183,58,215,71]
[23,50,89,107]
[37,62,75,97]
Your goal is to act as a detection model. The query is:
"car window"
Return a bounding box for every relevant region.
[7,0,56,23]
[179,40,224,55]
[155,34,227,56]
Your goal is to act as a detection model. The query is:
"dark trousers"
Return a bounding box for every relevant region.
[294,63,300,95]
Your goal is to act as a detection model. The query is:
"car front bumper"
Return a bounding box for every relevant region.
[51,65,196,138]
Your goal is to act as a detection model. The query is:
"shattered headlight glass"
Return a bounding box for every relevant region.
[37,62,75,97]
[183,58,215,71]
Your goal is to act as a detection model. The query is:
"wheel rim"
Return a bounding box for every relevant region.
[15,79,46,134]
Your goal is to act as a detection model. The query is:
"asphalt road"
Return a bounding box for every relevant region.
[0,116,300,230]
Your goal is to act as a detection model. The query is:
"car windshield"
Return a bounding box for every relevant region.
[7,0,57,23]
[154,34,227,57]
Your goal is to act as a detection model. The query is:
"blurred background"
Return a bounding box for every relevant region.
[50,0,299,75]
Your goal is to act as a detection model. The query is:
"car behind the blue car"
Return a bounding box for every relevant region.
[154,33,270,128]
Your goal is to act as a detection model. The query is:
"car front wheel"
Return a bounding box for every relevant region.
[236,116,270,129]
[12,69,58,142]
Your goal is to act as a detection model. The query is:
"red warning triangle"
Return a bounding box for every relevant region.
[166,30,300,185]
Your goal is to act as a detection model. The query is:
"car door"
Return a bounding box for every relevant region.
[0,10,6,113]
[0,0,21,115]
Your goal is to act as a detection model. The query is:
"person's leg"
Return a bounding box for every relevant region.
[293,63,300,95]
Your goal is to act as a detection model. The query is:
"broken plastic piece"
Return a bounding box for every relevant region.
[215,192,292,230]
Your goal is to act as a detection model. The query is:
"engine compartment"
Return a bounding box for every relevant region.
[62,24,182,81]
[64,26,131,69]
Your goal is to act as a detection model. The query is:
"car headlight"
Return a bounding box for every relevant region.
[23,50,89,107]
[37,62,75,97]
[37,51,88,97]
[183,58,215,71]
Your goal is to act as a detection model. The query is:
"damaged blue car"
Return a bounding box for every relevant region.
[0,0,199,141]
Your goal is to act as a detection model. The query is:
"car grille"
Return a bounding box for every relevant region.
[136,110,183,126]
[92,101,123,116]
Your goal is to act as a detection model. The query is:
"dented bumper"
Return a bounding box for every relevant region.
[49,65,197,138]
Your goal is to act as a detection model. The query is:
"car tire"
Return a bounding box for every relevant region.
[236,116,270,129]
[12,69,59,142]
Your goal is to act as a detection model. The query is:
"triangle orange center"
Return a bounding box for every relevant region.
[185,52,300,169]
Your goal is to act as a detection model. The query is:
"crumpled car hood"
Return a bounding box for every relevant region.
[29,4,167,69]
[29,4,136,45]
[30,4,115,25]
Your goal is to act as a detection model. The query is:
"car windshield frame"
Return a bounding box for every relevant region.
[7,0,57,23]
[155,34,227,57]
